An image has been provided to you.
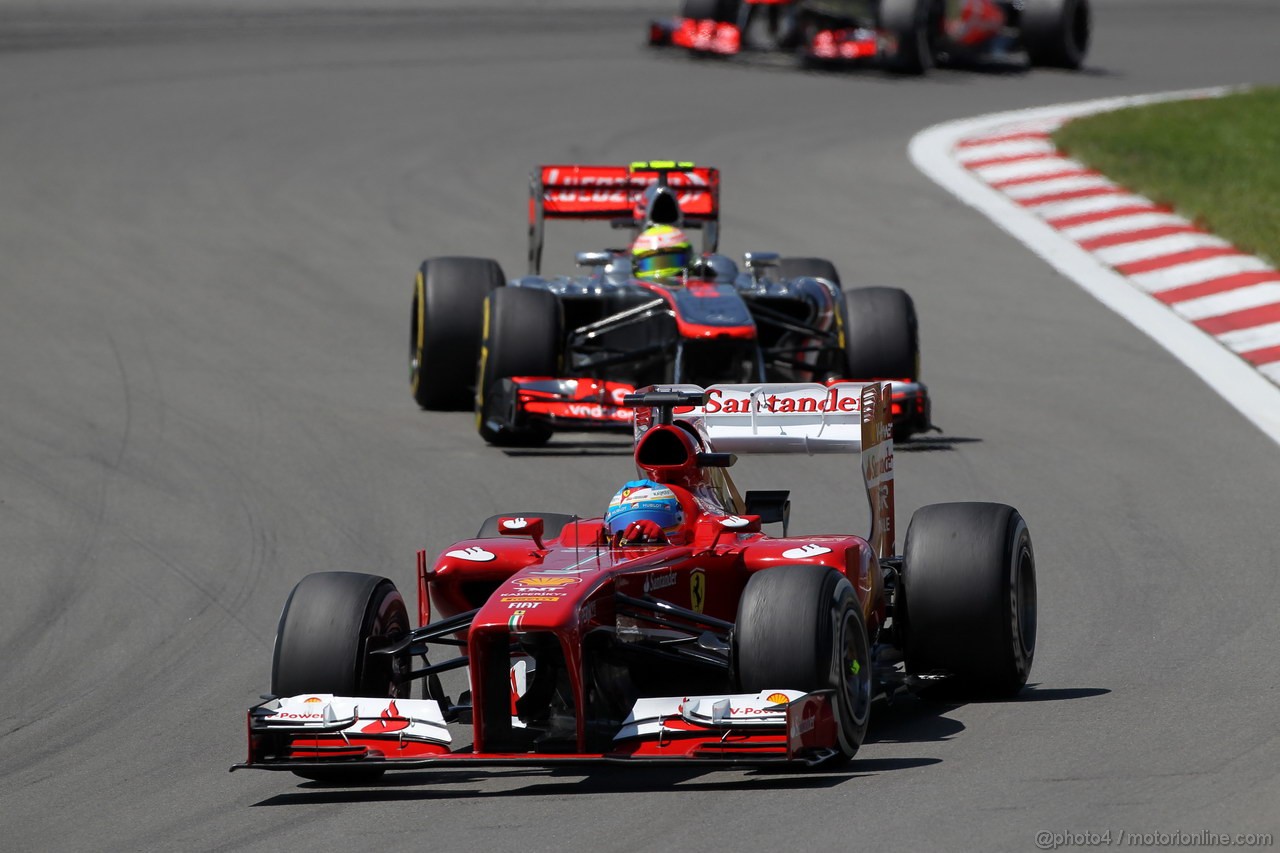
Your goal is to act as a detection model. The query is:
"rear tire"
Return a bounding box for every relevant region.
[1021,0,1090,69]
[880,0,942,75]
[734,566,872,762]
[476,287,562,447]
[271,572,411,783]
[901,503,1037,697]
[410,257,505,410]
[779,257,841,289]
[841,286,919,380]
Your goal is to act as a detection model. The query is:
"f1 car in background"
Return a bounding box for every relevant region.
[409,161,931,446]
[233,383,1037,780]
[649,0,1090,74]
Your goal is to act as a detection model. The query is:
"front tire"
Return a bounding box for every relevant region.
[880,0,942,75]
[734,566,872,762]
[841,286,919,380]
[410,257,505,411]
[476,286,563,447]
[901,503,1037,697]
[1021,0,1090,70]
[271,572,411,782]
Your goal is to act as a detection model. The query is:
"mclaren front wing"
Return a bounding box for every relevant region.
[482,376,932,441]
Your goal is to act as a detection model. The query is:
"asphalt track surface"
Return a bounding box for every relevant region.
[2,2,1278,850]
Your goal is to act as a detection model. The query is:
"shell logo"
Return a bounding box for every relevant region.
[303,696,323,703]
[513,576,582,588]
[766,693,790,706]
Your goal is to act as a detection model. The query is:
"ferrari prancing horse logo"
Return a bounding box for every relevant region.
[690,569,706,614]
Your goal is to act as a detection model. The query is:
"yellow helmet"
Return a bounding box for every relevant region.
[631,225,693,280]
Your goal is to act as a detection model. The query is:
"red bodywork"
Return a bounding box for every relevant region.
[238,383,898,772]
[501,370,929,437]
[533,164,719,226]
[650,0,1014,65]
[425,400,885,758]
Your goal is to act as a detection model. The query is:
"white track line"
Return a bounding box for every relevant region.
[909,87,1280,447]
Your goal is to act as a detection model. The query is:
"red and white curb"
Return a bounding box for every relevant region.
[910,88,1280,446]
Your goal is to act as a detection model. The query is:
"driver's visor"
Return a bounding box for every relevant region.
[634,248,692,277]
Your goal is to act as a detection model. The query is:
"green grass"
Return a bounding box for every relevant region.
[1052,87,1280,265]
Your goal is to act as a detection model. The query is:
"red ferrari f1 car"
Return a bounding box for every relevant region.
[649,0,1090,74]
[409,161,931,446]
[234,382,1036,780]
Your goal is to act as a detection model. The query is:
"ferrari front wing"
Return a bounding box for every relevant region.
[231,689,841,772]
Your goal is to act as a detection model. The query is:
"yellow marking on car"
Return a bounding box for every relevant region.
[690,569,706,614]
[629,160,695,171]
[475,295,492,428]
[412,272,426,392]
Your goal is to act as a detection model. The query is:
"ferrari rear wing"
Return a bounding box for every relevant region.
[629,382,896,557]
[528,161,720,273]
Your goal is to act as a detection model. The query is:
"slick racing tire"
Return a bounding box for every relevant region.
[880,0,943,75]
[734,565,872,763]
[410,256,505,411]
[1020,0,1090,70]
[900,503,1037,698]
[271,572,411,783]
[476,286,562,447]
[779,257,842,289]
[841,286,919,381]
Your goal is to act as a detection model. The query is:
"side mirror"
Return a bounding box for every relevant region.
[695,451,736,468]
[743,251,780,269]
[575,251,613,268]
[717,514,761,534]
[743,252,780,282]
[498,516,545,549]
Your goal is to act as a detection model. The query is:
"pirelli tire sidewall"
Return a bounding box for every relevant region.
[1020,0,1091,69]
[841,285,920,382]
[733,565,872,762]
[410,256,504,411]
[269,571,411,783]
[475,286,562,446]
[901,502,1037,697]
[879,0,944,75]
[271,571,410,700]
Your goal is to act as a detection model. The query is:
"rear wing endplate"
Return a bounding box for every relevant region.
[528,162,720,273]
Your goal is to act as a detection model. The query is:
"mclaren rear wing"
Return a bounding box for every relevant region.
[528,161,720,273]
[629,383,896,558]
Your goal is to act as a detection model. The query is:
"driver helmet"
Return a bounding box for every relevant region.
[604,479,684,540]
[631,225,692,280]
